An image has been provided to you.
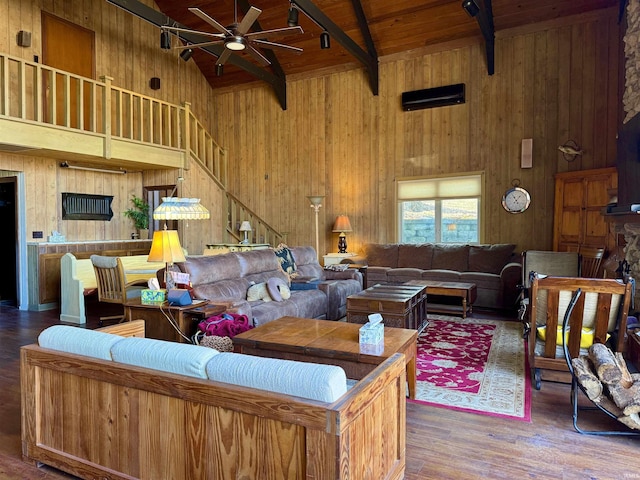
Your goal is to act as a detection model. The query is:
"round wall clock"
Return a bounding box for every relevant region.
[501,186,531,213]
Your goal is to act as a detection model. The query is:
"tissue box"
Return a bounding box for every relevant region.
[359,321,384,346]
[141,289,166,305]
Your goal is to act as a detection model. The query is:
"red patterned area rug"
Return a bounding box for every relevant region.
[409,315,531,422]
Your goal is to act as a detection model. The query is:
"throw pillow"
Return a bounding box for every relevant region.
[247,282,272,302]
[267,277,291,301]
[468,244,516,274]
[274,243,298,279]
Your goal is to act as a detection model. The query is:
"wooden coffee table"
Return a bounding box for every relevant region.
[405,280,477,318]
[233,316,418,399]
[346,284,427,331]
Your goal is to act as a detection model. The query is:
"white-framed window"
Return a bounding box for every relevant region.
[397,173,484,244]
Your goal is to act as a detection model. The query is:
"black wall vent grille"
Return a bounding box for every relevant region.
[62,193,114,221]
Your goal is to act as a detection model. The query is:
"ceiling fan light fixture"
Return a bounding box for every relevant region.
[225,36,246,51]
[287,6,299,27]
[320,31,330,49]
[160,29,171,49]
[180,48,193,61]
[462,0,480,17]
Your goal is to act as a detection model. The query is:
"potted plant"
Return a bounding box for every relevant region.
[123,194,150,239]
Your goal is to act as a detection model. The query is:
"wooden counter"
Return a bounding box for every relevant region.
[27,240,152,311]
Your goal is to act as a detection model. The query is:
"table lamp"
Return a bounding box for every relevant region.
[147,229,186,290]
[332,215,353,253]
[239,221,252,244]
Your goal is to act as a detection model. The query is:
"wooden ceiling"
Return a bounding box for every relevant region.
[150,0,618,95]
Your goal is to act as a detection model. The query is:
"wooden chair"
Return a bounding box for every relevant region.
[90,255,147,325]
[578,246,605,278]
[528,273,632,390]
[518,250,579,337]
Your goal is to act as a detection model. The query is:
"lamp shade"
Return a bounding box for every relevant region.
[147,230,186,264]
[307,195,325,207]
[332,215,352,233]
[153,197,210,220]
[239,221,252,232]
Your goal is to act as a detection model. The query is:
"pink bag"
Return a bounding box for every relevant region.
[197,313,252,338]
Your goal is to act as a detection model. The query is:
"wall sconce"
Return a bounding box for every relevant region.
[160,29,171,50]
[149,77,161,90]
[320,31,330,49]
[17,30,31,47]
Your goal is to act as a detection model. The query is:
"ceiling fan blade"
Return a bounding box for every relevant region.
[176,40,225,50]
[245,44,271,66]
[216,49,232,66]
[245,26,303,40]
[236,6,262,36]
[251,39,303,53]
[189,7,232,36]
[163,25,225,40]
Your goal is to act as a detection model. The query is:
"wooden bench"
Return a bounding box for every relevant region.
[59,253,164,324]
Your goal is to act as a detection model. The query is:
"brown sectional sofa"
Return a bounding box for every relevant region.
[180,246,363,326]
[349,243,522,310]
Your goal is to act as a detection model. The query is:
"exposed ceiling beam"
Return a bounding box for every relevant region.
[292,0,379,96]
[105,0,288,109]
[350,0,379,95]
[475,0,495,75]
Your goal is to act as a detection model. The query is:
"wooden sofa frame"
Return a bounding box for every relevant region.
[21,321,406,480]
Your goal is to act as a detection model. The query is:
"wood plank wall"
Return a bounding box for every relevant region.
[0,0,222,253]
[0,2,622,258]
[211,8,621,256]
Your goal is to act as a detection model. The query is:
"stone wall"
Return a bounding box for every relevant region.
[624,0,640,122]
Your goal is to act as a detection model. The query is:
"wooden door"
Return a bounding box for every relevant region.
[553,167,617,252]
[42,12,95,130]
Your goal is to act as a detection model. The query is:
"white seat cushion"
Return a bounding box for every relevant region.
[206,353,347,403]
[38,325,124,361]
[111,337,219,379]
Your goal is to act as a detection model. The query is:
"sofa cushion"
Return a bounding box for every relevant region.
[363,243,399,268]
[397,244,434,269]
[184,254,243,285]
[387,268,427,284]
[206,352,347,403]
[111,337,219,379]
[38,326,123,361]
[431,244,469,271]
[468,244,516,274]
[291,246,326,279]
[421,269,462,282]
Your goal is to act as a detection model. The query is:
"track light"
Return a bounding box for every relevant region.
[287,6,299,27]
[216,64,224,76]
[160,29,171,49]
[462,0,479,17]
[180,48,193,61]
[320,31,330,49]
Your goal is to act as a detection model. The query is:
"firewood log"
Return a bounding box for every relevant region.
[608,382,640,410]
[617,412,640,430]
[571,356,603,401]
[633,373,640,383]
[598,395,623,416]
[623,400,640,416]
[614,352,634,388]
[588,343,622,385]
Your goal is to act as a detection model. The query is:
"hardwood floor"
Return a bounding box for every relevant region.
[1,302,638,479]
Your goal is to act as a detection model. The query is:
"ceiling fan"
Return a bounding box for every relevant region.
[165,1,304,67]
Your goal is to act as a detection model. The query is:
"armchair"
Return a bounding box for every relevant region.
[528,273,632,390]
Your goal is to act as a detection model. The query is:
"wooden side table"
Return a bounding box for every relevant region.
[124,299,225,343]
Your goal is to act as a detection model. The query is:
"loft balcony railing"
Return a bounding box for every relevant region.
[0,52,226,187]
